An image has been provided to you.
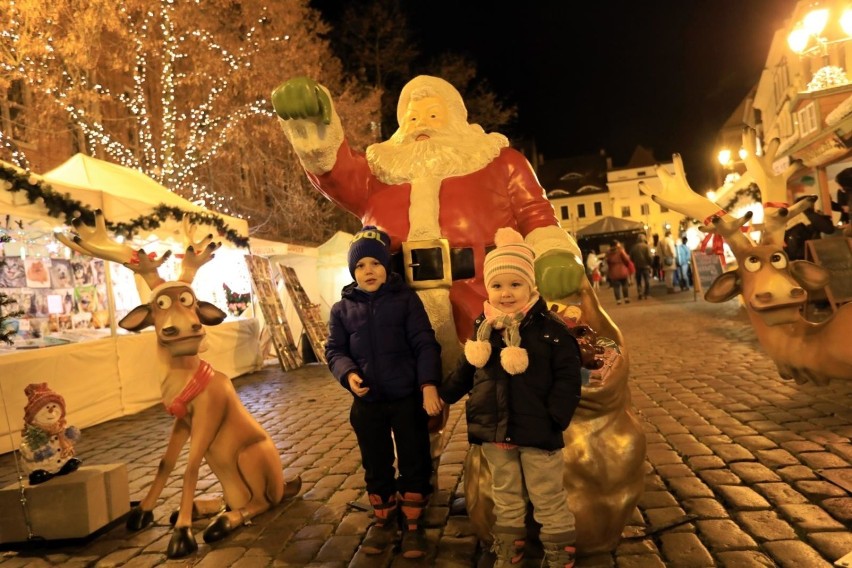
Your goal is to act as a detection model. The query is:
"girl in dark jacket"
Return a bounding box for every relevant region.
[325,226,442,559]
[440,228,583,568]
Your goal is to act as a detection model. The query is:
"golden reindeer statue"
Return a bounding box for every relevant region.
[639,131,852,386]
[57,211,300,558]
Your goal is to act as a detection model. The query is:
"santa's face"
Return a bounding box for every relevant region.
[399,96,447,143]
[32,403,63,429]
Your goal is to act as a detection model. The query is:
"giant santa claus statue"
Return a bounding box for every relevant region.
[271,75,584,371]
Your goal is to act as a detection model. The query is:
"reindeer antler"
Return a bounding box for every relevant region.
[761,195,818,247]
[181,216,214,252]
[179,242,219,284]
[742,127,802,205]
[55,210,169,290]
[178,216,219,284]
[639,154,732,223]
[702,211,755,259]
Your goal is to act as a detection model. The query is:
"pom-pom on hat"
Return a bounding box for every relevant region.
[483,227,536,289]
[24,383,65,425]
[348,226,391,277]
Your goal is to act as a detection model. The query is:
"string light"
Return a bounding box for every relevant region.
[1,0,286,216]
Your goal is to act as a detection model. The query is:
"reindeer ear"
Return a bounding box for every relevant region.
[119,305,154,331]
[197,301,227,326]
[705,272,741,303]
[789,260,831,291]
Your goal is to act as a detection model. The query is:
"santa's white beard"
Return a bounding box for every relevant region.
[367,126,508,184]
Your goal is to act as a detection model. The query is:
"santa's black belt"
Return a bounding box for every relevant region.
[390,238,494,289]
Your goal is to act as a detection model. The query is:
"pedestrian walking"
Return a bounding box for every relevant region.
[675,236,692,291]
[604,241,631,304]
[659,231,677,293]
[629,234,653,299]
[325,226,443,559]
[439,227,583,568]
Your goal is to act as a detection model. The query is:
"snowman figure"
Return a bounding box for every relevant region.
[19,383,81,485]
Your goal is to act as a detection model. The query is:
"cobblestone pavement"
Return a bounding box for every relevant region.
[1,279,851,567]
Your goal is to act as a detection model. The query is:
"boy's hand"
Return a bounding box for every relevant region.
[422,385,443,416]
[348,373,369,397]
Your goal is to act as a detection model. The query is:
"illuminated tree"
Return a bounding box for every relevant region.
[0,0,378,243]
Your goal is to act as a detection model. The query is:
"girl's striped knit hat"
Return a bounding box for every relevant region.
[483,227,536,288]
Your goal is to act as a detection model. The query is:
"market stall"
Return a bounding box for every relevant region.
[0,156,258,454]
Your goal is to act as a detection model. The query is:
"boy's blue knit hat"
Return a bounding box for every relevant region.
[348,226,391,277]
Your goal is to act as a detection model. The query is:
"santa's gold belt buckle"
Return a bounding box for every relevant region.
[401,238,452,289]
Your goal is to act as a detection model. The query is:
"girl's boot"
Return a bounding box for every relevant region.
[540,539,576,568]
[490,526,526,567]
[360,494,397,554]
[398,492,428,558]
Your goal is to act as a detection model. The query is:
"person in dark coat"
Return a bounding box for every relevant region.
[439,227,582,568]
[785,195,836,261]
[833,168,852,225]
[629,234,653,299]
[325,226,442,559]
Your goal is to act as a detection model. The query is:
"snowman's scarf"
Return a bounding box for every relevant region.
[27,417,75,458]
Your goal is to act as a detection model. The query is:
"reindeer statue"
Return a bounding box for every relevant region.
[639,129,852,386]
[57,211,300,558]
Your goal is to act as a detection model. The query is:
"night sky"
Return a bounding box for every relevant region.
[312,0,799,190]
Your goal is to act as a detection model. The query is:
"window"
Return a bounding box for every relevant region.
[577,204,586,218]
[641,204,650,215]
[621,206,631,217]
[560,205,569,220]
[593,202,602,216]
[796,102,818,137]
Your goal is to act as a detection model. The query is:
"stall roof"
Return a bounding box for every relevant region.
[42,154,248,238]
[576,216,644,237]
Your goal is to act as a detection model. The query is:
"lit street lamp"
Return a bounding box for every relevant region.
[787,3,852,91]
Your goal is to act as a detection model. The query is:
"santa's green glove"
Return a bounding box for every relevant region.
[271,77,331,124]
[535,250,585,301]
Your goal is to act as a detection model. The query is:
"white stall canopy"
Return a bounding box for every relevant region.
[41,153,248,239]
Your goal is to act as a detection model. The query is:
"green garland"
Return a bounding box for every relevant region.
[720,182,762,213]
[0,163,249,248]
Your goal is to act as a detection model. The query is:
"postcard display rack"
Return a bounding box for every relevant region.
[279,264,328,365]
[245,255,302,371]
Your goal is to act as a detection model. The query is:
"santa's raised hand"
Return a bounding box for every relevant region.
[271,77,332,125]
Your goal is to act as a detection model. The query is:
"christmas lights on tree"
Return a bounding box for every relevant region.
[0,0,290,217]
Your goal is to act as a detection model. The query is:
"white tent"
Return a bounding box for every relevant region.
[41,153,248,239]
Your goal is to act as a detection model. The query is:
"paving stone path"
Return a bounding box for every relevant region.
[1,281,850,567]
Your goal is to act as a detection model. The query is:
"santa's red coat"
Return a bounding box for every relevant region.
[307,141,561,341]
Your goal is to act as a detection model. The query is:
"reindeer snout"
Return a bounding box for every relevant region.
[162,326,179,337]
[191,323,202,332]
[790,287,805,298]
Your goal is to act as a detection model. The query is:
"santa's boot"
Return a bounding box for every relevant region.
[360,494,398,555]
[398,492,428,559]
[490,526,526,567]
[540,535,576,568]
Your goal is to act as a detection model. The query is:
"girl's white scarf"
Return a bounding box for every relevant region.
[464,294,539,375]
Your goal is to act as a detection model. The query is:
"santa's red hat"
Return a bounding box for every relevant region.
[23,383,65,425]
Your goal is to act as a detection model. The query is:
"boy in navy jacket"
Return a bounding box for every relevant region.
[325,226,442,559]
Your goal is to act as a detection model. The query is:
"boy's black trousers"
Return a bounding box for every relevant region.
[350,392,433,499]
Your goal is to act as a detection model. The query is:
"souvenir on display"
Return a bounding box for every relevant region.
[19,382,81,485]
[56,212,300,559]
[640,128,852,386]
